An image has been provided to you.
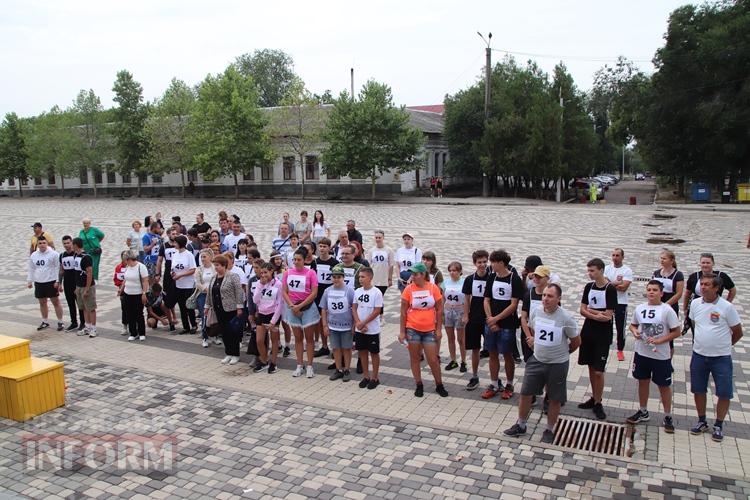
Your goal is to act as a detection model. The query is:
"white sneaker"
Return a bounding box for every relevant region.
[214,338,223,345]
[228,356,239,365]
[77,328,89,337]
[306,366,315,378]
[139,336,145,342]
[202,339,209,348]
[120,326,129,336]
[292,365,304,377]
[88,330,97,338]
[128,336,136,341]
[221,356,231,364]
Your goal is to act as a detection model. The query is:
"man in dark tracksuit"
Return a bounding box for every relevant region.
[59,235,84,331]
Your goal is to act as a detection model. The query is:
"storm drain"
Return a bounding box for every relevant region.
[552,416,633,457]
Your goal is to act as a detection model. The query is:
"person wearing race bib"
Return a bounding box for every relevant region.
[270,250,292,358]
[156,227,179,330]
[252,262,283,374]
[72,237,97,338]
[625,280,682,433]
[142,222,163,283]
[117,250,150,342]
[366,230,395,322]
[171,235,198,334]
[399,262,448,398]
[311,210,330,244]
[223,221,247,255]
[353,268,385,390]
[577,258,618,420]
[651,249,684,316]
[59,235,84,332]
[282,247,320,378]
[520,265,551,364]
[604,248,633,362]
[396,233,422,291]
[442,261,466,372]
[482,249,524,401]
[314,238,339,360]
[234,239,251,274]
[285,234,301,268]
[462,250,490,390]
[682,252,737,335]
[338,245,363,290]
[504,283,580,443]
[114,251,129,336]
[688,275,743,443]
[27,235,64,332]
[321,265,355,381]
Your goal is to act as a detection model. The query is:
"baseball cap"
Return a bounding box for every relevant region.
[331,265,345,276]
[524,255,543,272]
[409,262,428,274]
[402,233,413,239]
[31,222,42,228]
[532,265,551,278]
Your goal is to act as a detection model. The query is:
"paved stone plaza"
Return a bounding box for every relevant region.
[1,195,749,498]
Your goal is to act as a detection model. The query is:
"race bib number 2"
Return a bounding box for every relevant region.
[411,290,435,310]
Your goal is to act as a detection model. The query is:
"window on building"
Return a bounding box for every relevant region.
[243,168,255,181]
[442,152,447,171]
[283,156,296,181]
[305,155,319,180]
[94,167,103,184]
[34,177,42,186]
[21,177,28,186]
[79,167,88,185]
[152,174,162,183]
[187,170,198,183]
[47,169,56,185]
[121,172,131,184]
[261,163,273,181]
[8,178,14,186]
[138,172,147,184]
[106,169,116,184]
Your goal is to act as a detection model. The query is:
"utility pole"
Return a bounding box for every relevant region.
[350,68,354,100]
[478,32,492,197]
[556,85,563,203]
[622,144,625,180]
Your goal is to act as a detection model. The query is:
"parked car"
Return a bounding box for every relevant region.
[594,175,616,187]
[635,172,645,180]
[573,178,605,199]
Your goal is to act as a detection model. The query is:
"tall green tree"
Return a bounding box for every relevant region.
[112,70,149,196]
[26,106,79,195]
[322,81,423,199]
[274,77,327,199]
[0,112,29,197]
[187,65,273,198]
[234,49,297,107]
[145,78,196,197]
[70,89,108,197]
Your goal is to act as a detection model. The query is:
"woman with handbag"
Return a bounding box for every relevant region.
[117,250,149,342]
[205,254,244,365]
[79,218,105,281]
[194,249,216,348]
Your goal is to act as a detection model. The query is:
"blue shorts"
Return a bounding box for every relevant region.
[632,353,673,387]
[406,328,437,344]
[690,352,733,399]
[329,329,353,350]
[283,303,321,328]
[484,327,515,354]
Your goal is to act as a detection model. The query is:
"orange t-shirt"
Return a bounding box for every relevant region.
[402,282,442,332]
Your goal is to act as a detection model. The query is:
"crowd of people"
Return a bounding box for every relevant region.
[25,210,743,443]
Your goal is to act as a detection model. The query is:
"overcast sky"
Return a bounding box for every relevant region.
[2,0,690,118]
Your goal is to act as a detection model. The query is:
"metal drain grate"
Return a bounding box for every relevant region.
[552,416,633,457]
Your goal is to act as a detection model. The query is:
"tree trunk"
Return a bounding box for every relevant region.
[233,173,239,199]
[18,178,23,198]
[137,175,142,197]
[371,169,377,200]
[299,154,305,200]
[92,169,97,198]
[60,175,65,197]
[180,169,186,198]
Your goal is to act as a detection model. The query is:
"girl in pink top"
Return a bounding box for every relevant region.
[281,247,320,378]
[252,262,283,373]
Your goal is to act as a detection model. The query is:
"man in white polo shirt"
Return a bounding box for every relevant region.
[604,247,633,362]
[688,275,743,442]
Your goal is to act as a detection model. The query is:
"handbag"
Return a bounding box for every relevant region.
[186,289,200,309]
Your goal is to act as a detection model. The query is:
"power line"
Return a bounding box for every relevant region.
[491,48,653,64]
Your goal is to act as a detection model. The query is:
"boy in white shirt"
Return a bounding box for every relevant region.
[352,267,384,390]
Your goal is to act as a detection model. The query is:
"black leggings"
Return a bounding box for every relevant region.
[64,283,82,325]
[216,308,239,356]
[123,293,146,336]
[120,295,127,325]
[175,288,197,330]
[376,286,388,313]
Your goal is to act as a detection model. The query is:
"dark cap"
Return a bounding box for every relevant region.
[524,255,543,272]
[31,222,42,228]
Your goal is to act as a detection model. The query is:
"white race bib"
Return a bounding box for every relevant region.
[164,247,177,261]
[534,320,563,347]
[328,290,349,312]
[411,289,435,310]
[471,280,485,298]
[343,267,356,288]
[371,250,388,265]
[260,286,278,303]
[492,280,512,300]
[317,264,332,284]
[286,274,307,293]
[444,287,462,305]
[655,277,673,294]
[588,289,607,309]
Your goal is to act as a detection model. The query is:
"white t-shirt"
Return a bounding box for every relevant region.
[689,297,741,357]
[395,246,422,273]
[171,250,197,289]
[631,302,680,360]
[442,278,465,307]
[366,246,395,286]
[123,263,148,295]
[312,222,329,240]
[223,233,247,253]
[604,264,633,305]
[231,266,248,301]
[353,286,384,334]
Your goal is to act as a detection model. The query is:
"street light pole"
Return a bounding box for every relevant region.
[478,32,492,198]
[622,144,625,180]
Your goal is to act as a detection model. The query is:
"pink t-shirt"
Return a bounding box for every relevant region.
[283,267,318,303]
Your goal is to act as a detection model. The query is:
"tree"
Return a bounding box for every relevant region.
[322,81,423,199]
[145,78,196,197]
[312,90,335,104]
[234,49,297,107]
[112,70,149,196]
[0,112,29,197]
[187,65,273,198]
[70,89,108,197]
[274,77,327,199]
[26,106,79,195]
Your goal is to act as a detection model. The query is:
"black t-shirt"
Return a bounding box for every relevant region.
[686,270,735,299]
[522,287,543,315]
[159,241,176,283]
[192,222,211,234]
[211,277,223,312]
[75,253,94,288]
[484,271,524,329]
[651,268,684,306]
[462,271,490,322]
[60,251,79,286]
[581,281,618,335]
[347,229,363,244]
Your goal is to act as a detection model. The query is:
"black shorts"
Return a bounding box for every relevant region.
[256,313,278,326]
[465,321,484,350]
[578,328,612,372]
[34,281,59,299]
[354,332,380,354]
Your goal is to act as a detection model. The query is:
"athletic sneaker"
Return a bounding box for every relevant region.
[578,397,596,409]
[330,370,344,381]
[541,429,555,444]
[178,329,190,335]
[77,328,89,337]
[283,346,291,358]
[228,356,239,365]
[501,384,514,400]
[268,363,277,374]
[65,323,78,332]
[358,378,369,388]
[306,366,315,378]
[189,327,197,334]
[367,379,380,390]
[435,384,448,397]
[138,336,145,342]
[121,326,129,336]
[128,336,136,341]
[202,339,209,348]
[593,403,607,420]
[77,323,85,332]
[503,423,527,437]
[712,426,723,442]
[292,365,304,377]
[445,360,458,371]
[617,351,625,361]
[221,356,231,364]
[690,421,709,435]
[88,329,97,338]
[479,349,489,359]
[481,385,498,400]
[327,362,337,370]
[314,347,330,357]
[626,409,650,424]
[513,355,522,364]
[37,321,50,331]
[57,322,64,331]
[663,416,675,434]
[414,383,424,397]
[466,377,480,391]
[459,362,467,373]
[213,337,222,345]
[342,370,351,382]
[253,362,268,373]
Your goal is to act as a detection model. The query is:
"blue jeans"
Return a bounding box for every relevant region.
[196,292,207,340]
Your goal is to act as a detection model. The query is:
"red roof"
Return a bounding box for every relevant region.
[407,105,444,114]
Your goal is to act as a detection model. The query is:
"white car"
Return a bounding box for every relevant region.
[635,173,645,180]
